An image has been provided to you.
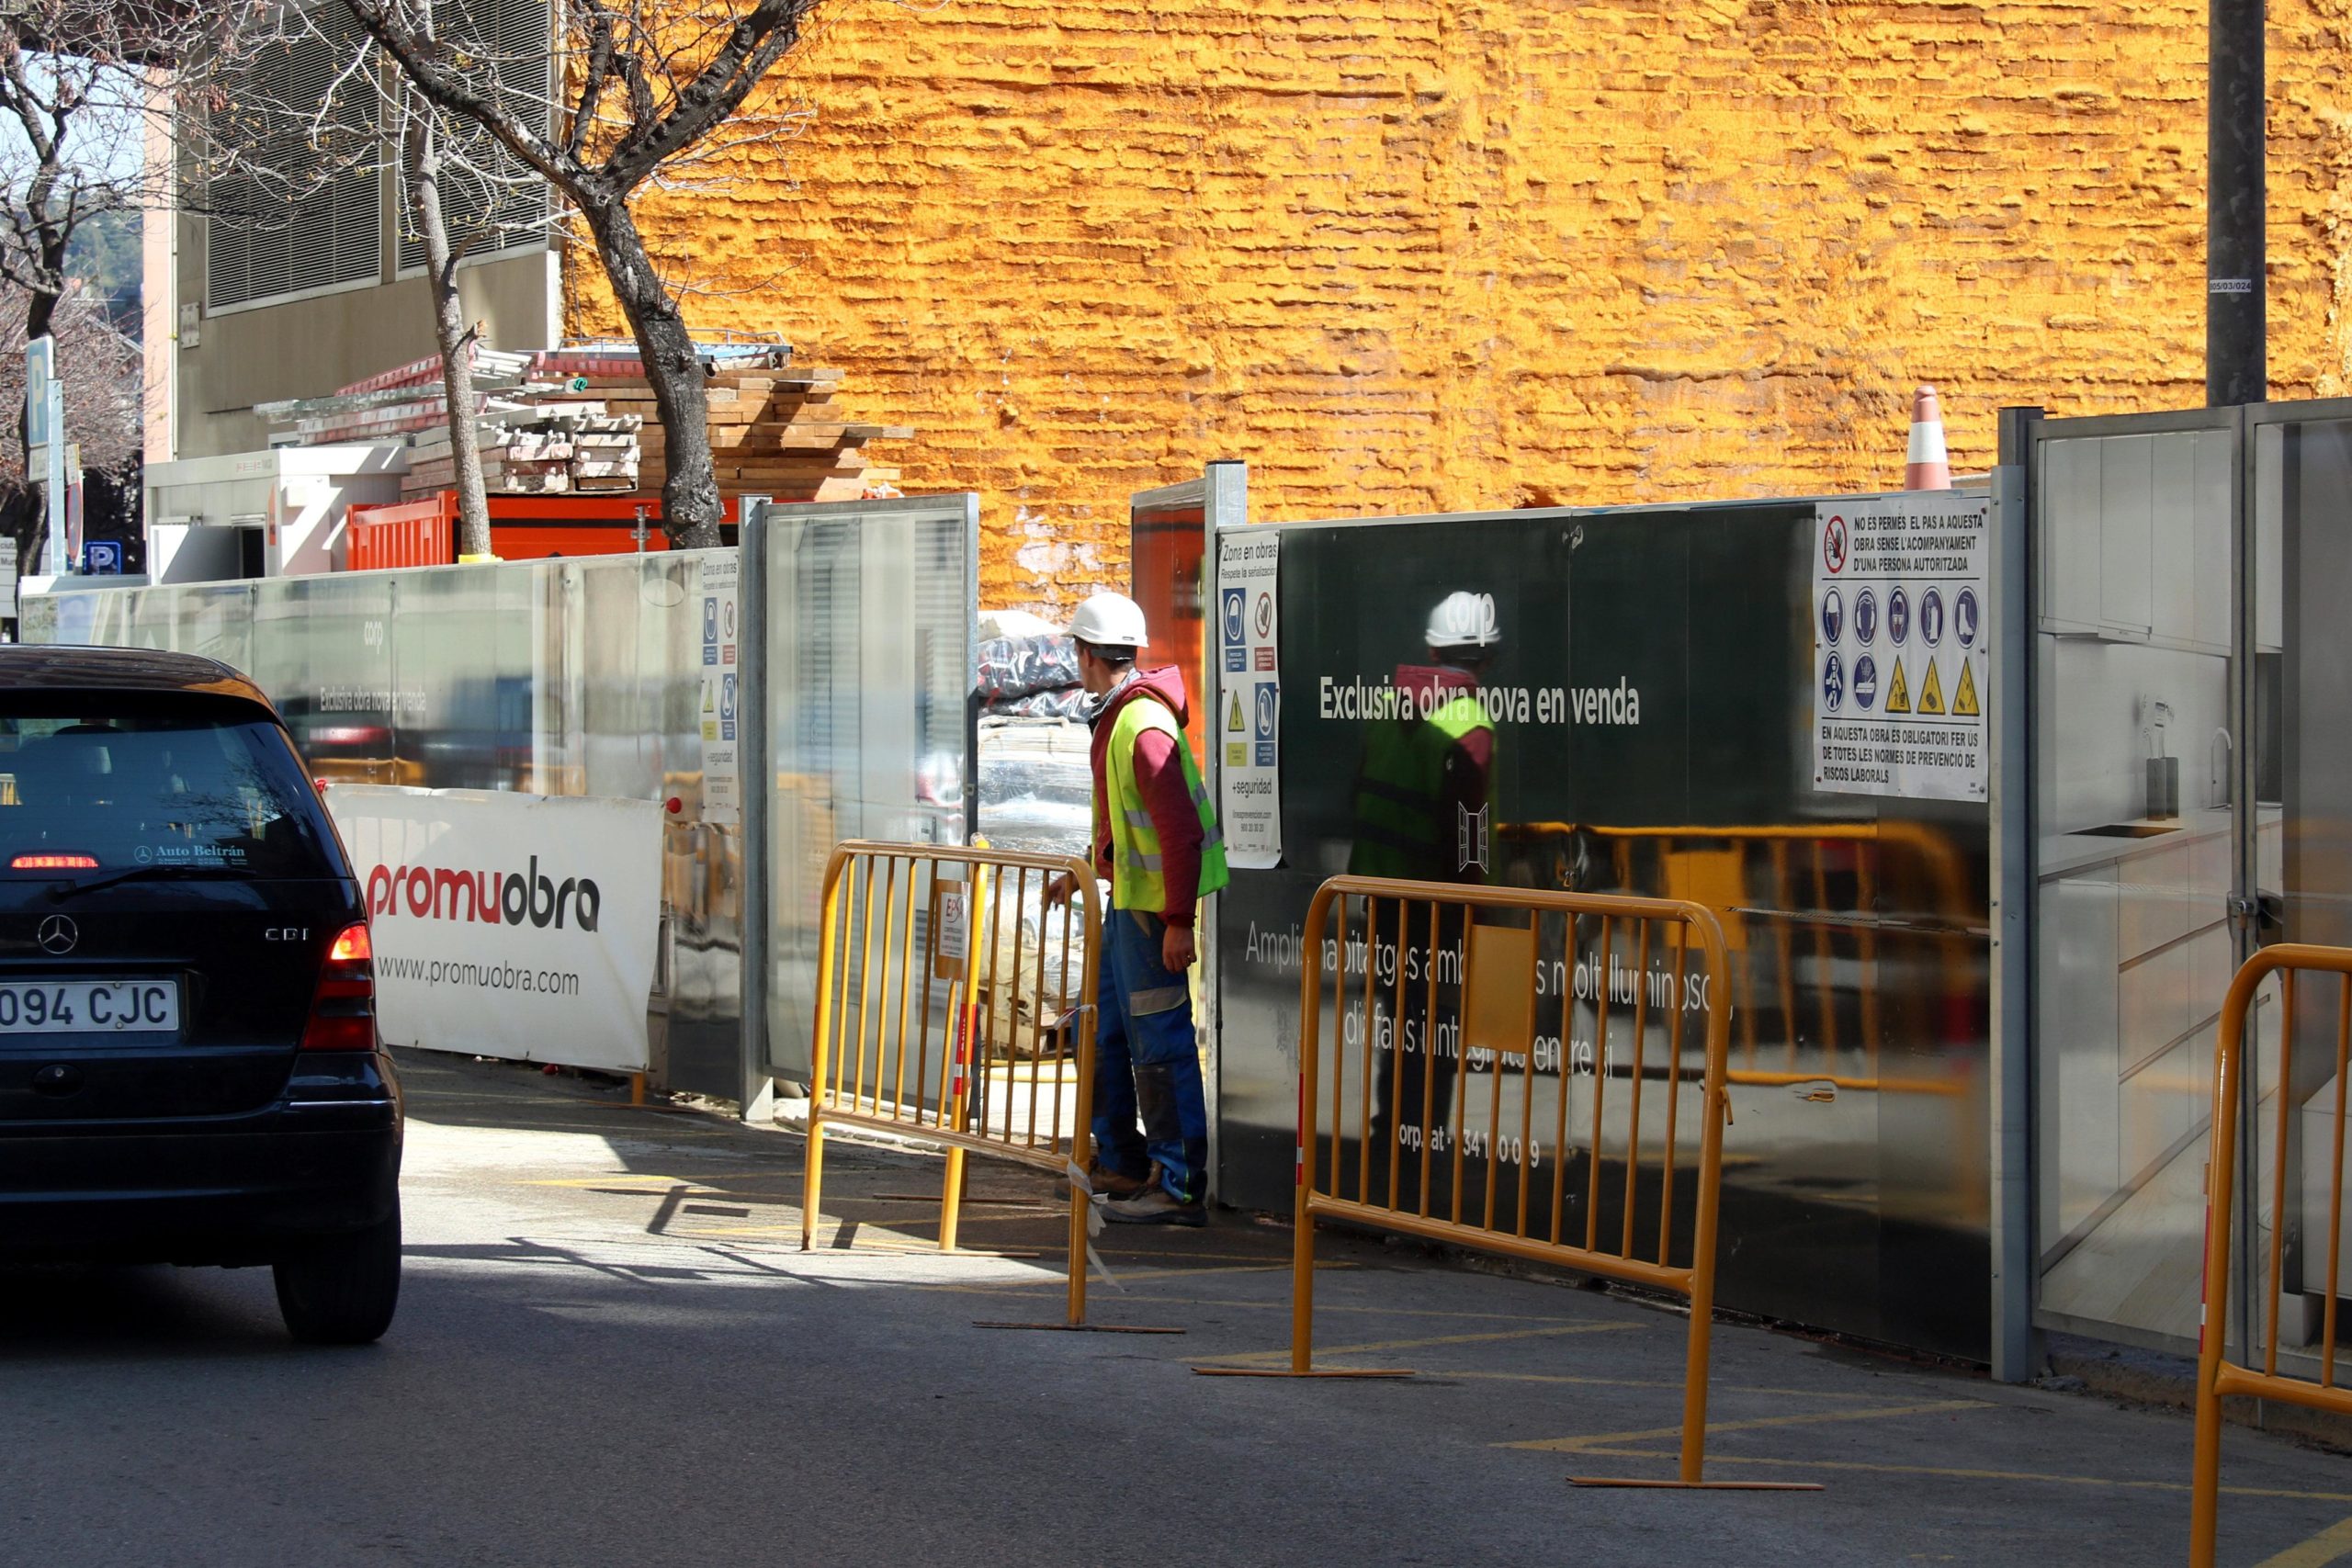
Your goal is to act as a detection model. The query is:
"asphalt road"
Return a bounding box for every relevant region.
[5,1049,2351,1567]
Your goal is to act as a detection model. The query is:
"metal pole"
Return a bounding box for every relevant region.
[737,496,775,1122]
[2207,0,2266,407]
[1201,458,1247,1207]
[1989,407,2043,1382]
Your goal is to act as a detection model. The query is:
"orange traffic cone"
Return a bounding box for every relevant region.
[1905,385,1951,491]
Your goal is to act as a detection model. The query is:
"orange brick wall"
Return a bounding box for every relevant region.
[565,0,2352,615]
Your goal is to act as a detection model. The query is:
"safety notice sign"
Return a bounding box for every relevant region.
[1813,495,1989,803]
[697,554,741,824]
[1216,529,1282,869]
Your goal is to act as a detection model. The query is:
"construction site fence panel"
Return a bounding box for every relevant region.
[19,492,983,1104]
[1269,874,1742,1484]
[1201,500,1994,1365]
[800,840,1102,1325]
[2191,942,2352,1566]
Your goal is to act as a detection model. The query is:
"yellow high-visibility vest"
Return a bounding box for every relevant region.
[1103,695,1230,912]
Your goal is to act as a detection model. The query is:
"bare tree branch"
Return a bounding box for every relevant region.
[341,0,824,547]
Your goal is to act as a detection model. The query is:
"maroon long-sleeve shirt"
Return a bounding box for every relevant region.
[1088,664,1205,928]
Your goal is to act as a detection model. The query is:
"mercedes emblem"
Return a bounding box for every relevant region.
[36,915,77,955]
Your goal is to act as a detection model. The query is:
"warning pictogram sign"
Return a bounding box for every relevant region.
[1216,527,1283,868]
[1812,494,1989,804]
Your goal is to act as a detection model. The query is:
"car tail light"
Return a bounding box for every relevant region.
[302,922,376,1051]
[11,853,98,870]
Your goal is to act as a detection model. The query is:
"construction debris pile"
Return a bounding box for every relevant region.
[255,341,910,504]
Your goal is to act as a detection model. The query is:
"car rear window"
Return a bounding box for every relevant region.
[0,696,336,879]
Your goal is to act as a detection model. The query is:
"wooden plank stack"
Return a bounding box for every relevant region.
[277,341,914,507]
[400,406,646,499]
[528,360,912,503]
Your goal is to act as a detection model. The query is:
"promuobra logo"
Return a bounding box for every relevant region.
[365,857,604,932]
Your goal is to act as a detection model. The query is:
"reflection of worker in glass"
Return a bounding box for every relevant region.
[1356,592,1501,1183]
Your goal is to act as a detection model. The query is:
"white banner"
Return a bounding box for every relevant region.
[1812,495,1991,803]
[1216,529,1283,868]
[326,786,664,1074]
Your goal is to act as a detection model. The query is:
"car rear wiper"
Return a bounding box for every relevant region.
[47,863,240,902]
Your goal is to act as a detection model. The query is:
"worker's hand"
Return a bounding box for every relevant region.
[1044,871,1078,908]
[1161,922,1197,971]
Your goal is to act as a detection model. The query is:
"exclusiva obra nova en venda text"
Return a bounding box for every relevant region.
[1317,675,1643,726]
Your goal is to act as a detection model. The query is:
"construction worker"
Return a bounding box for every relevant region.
[1355,591,1501,1196]
[1046,592,1227,1226]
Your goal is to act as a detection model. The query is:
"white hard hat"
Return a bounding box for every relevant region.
[1069,592,1150,651]
[1426,591,1501,649]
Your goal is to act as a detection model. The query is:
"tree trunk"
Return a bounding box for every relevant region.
[402,104,492,559]
[577,196,718,549]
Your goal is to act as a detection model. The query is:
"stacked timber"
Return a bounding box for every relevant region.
[400,406,646,499]
[528,362,911,504]
[265,340,913,506]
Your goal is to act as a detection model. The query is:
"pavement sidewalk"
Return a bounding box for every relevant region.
[404,1052,2352,1566]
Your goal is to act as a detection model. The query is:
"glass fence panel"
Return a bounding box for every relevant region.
[8,523,943,1102]
[2244,411,2352,1377]
[2030,419,2255,1353]
[764,495,979,1083]
[252,572,398,785]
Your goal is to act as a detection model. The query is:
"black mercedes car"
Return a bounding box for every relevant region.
[0,646,402,1344]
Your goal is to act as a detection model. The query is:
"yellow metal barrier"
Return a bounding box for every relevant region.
[1196,874,1815,1492]
[801,840,1133,1331]
[2191,943,2352,1565]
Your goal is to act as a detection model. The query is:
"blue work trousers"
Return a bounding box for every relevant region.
[1092,904,1209,1205]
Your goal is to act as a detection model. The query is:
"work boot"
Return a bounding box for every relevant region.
[1080,1164,1149,1201]
[1104,1186,1206,1227]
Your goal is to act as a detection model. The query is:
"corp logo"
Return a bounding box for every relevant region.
[365,857,604,931]
[36,915,77,955]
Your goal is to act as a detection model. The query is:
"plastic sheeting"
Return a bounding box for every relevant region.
[977,716,1092,859]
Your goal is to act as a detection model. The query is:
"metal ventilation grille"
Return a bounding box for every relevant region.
[395,0,554,273]
[203,7,382,310]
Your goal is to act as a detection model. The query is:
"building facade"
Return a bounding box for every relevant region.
[156,0,2352,610]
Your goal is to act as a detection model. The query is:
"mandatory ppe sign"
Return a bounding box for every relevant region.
[1216,529,1282,869]
[1812,495,1990,803]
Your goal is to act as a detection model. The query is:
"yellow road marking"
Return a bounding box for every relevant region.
[1444,1369,1890,1402]
[1202,1322,1638,1365]
[1569,1448,2352,1506]
[1501,1397,1988,1451]
[2258,1516,2352,1567]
